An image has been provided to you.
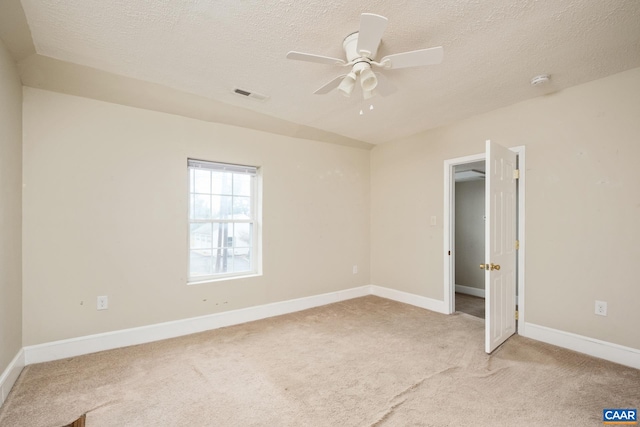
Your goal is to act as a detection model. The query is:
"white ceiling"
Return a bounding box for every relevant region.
[13,0,640,145]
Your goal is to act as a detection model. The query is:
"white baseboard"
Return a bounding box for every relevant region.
[522,322,640,370]
[0,349,25,405]
[370,285,448,314]
[24,286,371,365]
[455,284,485,298]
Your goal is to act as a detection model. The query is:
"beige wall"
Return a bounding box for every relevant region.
[372,67,640,350]
[22,88,370,346]
[455,179,485,290]
[0,39,23,371]
[17,64,640,353]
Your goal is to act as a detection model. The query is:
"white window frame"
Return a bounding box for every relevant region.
[187,159,261,284]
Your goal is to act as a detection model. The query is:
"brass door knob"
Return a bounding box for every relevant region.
[491,263,501,271]
[479,264,488,270]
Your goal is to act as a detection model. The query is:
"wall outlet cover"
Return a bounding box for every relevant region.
[595,300,607,316]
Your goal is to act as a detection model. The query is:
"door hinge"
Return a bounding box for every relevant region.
[513,169,520,179]
[515,240,520,250]
[515,310,519,320]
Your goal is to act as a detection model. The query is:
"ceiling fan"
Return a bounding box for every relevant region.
[286,13,444,100]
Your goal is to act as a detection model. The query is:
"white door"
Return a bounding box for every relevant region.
[484,140,517,353]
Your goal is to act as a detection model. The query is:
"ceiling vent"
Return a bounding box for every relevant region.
[233,88,269,101]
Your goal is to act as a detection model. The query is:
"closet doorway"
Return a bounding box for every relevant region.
[453,161,486,319]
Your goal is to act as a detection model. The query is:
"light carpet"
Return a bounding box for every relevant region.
[455,292,485,319]
[1,296,638,426]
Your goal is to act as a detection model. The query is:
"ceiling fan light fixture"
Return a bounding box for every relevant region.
[338,72,357,97]
[359,67,378,92]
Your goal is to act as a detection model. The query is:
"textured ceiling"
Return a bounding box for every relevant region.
[17,0,640,145]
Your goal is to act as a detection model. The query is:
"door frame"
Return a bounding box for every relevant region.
[443,144,526,333]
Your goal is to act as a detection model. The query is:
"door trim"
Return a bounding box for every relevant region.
[443,144,526,333]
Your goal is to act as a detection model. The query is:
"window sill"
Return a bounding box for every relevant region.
[187,273,262,286]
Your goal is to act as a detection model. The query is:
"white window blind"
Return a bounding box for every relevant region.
[188,159,257,175]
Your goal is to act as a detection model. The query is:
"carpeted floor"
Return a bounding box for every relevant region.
[455,292,485,319]
[1,296,638,426]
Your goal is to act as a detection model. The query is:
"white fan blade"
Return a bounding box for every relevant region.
[373,72,397,97]
[286,51,346,66]
[357,13,388,57]
[380,46,443,69]
[314,75,347,94]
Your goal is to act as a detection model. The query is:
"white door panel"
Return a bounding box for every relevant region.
[485,140,517,353]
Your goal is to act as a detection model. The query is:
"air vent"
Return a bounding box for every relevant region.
[233,88,269,101]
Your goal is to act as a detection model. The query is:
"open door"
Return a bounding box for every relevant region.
[484,140,517,353]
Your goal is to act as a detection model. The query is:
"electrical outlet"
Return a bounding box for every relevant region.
[430,216,437,226]
[352,265,358,274]
[595,300,607,316]
[97,296,108,310]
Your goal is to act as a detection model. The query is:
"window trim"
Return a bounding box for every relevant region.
[187,159,261,284]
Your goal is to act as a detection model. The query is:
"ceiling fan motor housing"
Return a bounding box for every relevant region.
[343,32,375,61]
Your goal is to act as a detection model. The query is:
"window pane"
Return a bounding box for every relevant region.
[190,223,212,249]
[233,196,251,219]
[233,249,251,273]
[194,169,211,194]
[194,195,211,219]
[213,248,233,273]
[212,222,231,247]
[233,174,251,197]
[211,222,221,248]
[234,223,252,248]
[212,171,233,195]
[190,249,213,277]
[212,196,233,219]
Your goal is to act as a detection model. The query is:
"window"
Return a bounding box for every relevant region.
[188,159,260,283]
